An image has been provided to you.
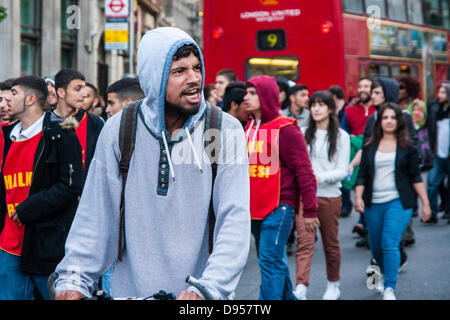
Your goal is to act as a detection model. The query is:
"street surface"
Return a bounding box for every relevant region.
[235,200,450,300]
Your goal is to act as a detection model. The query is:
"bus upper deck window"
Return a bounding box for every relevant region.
[408,0,425,25]
[388,0,407,22]
[425,0,443,27]
[246,56,299,81]
[365,0,387,18]
[256,29,286,51]
[442,0,450,30]
[342,0,364,14]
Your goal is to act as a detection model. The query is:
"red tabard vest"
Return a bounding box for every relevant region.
[0,132,42,256]
[75,113,88,168]
[245,116,296,220]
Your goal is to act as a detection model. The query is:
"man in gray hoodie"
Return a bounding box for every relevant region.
[53,27,251,300]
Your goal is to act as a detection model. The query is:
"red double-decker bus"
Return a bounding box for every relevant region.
[203,0,450,102]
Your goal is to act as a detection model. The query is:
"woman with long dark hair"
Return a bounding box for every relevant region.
[294,91,350,300]
[355,103,431,300]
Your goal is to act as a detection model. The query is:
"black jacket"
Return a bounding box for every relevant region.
[427,100,450,158]
[356,142,422,209]
[0,112,84,275]
[74,109,104,182]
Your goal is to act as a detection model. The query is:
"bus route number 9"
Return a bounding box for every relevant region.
[257,29,286,51]
[267,33,278,48]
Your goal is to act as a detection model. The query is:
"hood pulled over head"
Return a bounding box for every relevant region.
[247,75,281,123]
[137,27,206,140]
[376,77,399,104]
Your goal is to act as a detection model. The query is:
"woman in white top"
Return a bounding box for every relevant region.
[355,104,431,300]
[294,91,350,300]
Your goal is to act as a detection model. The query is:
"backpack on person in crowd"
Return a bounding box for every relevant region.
[117,100,222,261]
[416,128,433,171]
[406,101,432,171]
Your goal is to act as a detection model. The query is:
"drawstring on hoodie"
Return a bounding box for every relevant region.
[245,119,255,140]
[185,127,203,173]
[161,129,204,182]
[162,131,176,182]
[247,119,261,155]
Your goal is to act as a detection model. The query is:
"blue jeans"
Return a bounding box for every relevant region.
[0,250,50,300]
[251,204,297,300]
[427,157,450,217]
[364,199,412,290]
[101,266,114,295]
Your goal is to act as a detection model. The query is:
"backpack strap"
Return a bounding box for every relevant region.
[117,101,140,261]
[203,103,223,254]
[117,101,222,260]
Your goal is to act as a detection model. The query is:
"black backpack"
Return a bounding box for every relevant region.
[117,101,222,261]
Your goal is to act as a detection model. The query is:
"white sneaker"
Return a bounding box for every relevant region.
[383,287,396,300]
[322,281,341,300]
[376,276,384,294]
[293,284,307,300]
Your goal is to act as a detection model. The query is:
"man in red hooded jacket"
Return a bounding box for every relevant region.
[243,75,319,300]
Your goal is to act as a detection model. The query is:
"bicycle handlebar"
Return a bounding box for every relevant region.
[47,272,59,300]
[185,276,215,300]
[47,272,211,300]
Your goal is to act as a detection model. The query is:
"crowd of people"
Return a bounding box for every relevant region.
[0,68,145,300]
[0,26,448,301]
[203,56,448,301]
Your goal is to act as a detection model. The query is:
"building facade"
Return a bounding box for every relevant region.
[159,0,203,46]
[0,0,203,96]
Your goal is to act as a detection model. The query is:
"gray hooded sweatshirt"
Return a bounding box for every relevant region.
[54,27,251,299]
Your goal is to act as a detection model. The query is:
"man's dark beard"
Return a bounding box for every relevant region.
[359,92,371,104]
[165,101,200,120]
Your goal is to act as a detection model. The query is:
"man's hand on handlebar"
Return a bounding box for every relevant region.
[55,290,85,300]
[176,290,202,300]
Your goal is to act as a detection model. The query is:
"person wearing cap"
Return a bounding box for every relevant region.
[44,72,58,110]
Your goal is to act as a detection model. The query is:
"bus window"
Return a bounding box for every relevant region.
[246,56,299,81]
[425,0,442,27]
[411,65,419,78]
[342,0,364,14]
[442,0,450,30]
[365,0,387,19]
[359,65,367,78]
[388,0,407,22]
[391,64,419,78]
[408,0,425,25]
[392,64,411,77]
[368,62,390,77]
